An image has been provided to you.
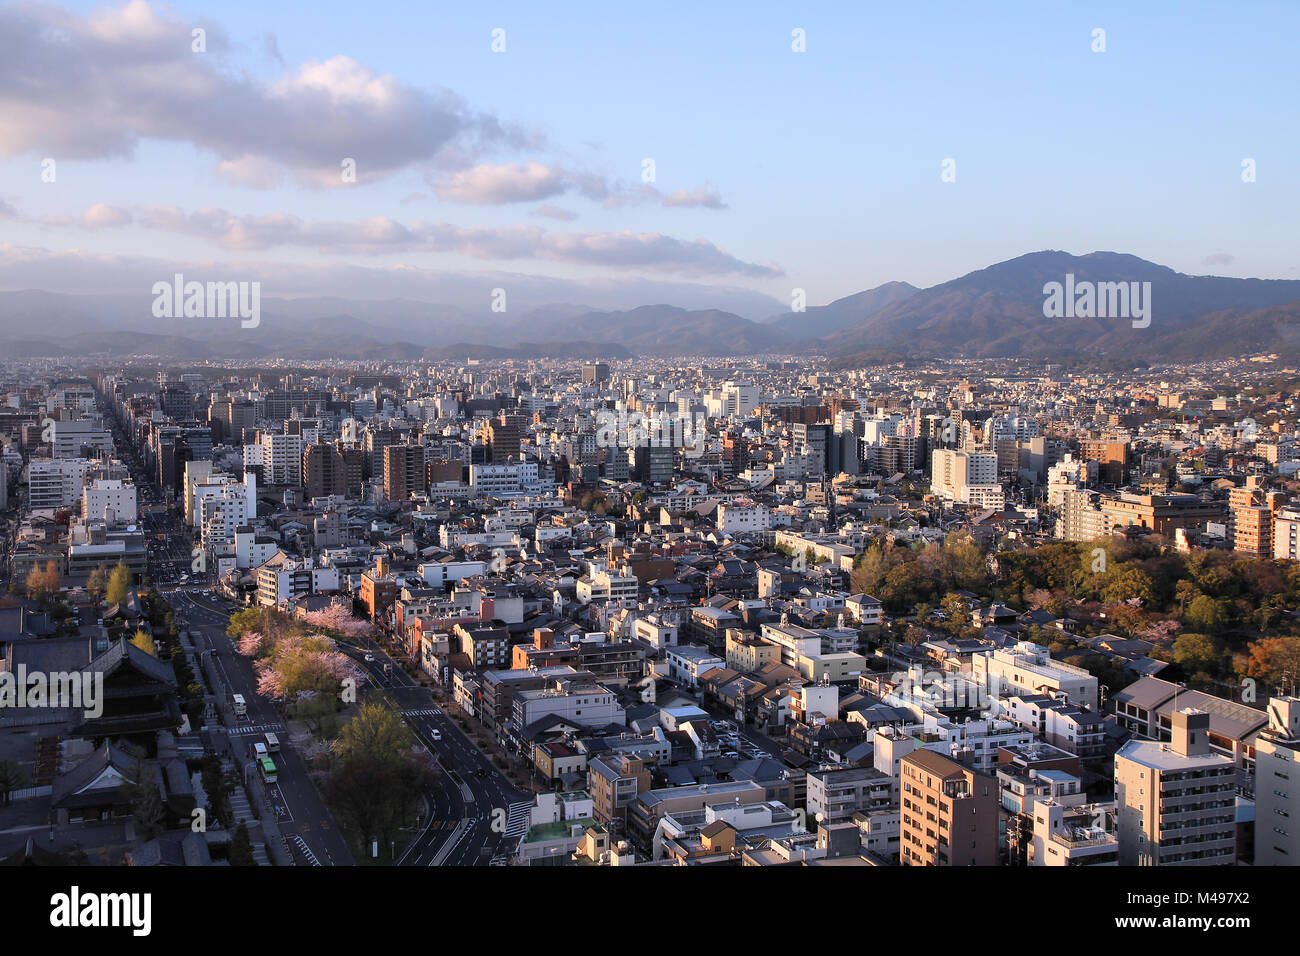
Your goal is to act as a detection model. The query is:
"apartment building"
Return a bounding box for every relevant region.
[973,641,1099,711]
[1274,507,1300,560]
[258,432,303,486]
[899,749,999,866]
[575,569,639,604]
[806,767,893,824]
[1114,708,1237,865]
[511,674,626,732]
[930,449,1002,507]
[81,478,137,523]
[383,443,426,502]
[1253,696,1300,866]
[1029,800,1119,866]
[27,457,93,511]
[664,644,726,688]
[589,753,652,829]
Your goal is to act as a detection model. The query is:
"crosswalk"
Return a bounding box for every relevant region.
[228,722,286,737]
[403,708,441,717]
[291,834,322,866]
[503,802,532,839]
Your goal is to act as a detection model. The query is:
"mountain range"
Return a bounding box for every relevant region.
[2,251,1299,361]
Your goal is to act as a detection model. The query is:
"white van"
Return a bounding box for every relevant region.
[265,732,280,753]
[252,741,268,760]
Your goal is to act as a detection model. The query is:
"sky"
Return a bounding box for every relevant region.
[0,0,1296,318]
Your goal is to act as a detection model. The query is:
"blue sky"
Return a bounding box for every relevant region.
[0,0,1295,315]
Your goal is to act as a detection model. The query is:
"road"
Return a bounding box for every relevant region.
[170,588,355,866]
[346,637,531,866]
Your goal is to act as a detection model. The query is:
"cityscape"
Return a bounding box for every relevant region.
[0,0,1290,936]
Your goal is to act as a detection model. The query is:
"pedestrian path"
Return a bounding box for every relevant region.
[222,756,271,866]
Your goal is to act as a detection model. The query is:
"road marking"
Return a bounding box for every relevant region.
[291,834,321,866]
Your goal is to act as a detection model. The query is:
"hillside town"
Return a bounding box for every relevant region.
[1,354,1298,869]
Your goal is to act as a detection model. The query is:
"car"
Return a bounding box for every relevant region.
[364,653,375,662]
[429,729,442,741]
[753,751,772,759]
[722,750,741,759]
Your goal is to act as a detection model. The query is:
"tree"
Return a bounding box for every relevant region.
[1101,567,1155,607]
[229,823,256,866]
[130,628,157,657]
[944,531,988,591]
[1240,636,1300,692]
[851,543,901,599]
[0,758,26,806]
[106,562,132,606]
[25,560,61,602]
[1172,633,1222,674]
[1185,594,1228,635]
[86,564,110,604]
[122,761,166,840]
[335,701,415,764]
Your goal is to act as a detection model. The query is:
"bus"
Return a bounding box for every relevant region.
[232,694,246,716]
[258,757,277,783]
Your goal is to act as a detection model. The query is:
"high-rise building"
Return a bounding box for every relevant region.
[1254,696,1300,866]
[383,443,426,501]
[899,750,999,866]
[792,422,830,476]
[259,432,303,486]
[1078,436,1130,486]
[486,420,521,463]
[303,442,348,499]
[1228,479,1286,556]
[931,449,1002,507]
[582,363,611,385]
[1114,708,1237,866]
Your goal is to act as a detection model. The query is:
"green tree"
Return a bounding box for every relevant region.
[121,760,166,840]
[1102,567,1155,606]
[0,758,27,806]
[335,700,415,764]
[1172,633,1222,674]
[1185,594,1228,634]
[229,823,256,866]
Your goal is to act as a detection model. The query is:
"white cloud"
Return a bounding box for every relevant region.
[81,204,133,229]
[0,1,526,186]
[533,204,578,221]
[50,201,779,276]
[433,161,566,204]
